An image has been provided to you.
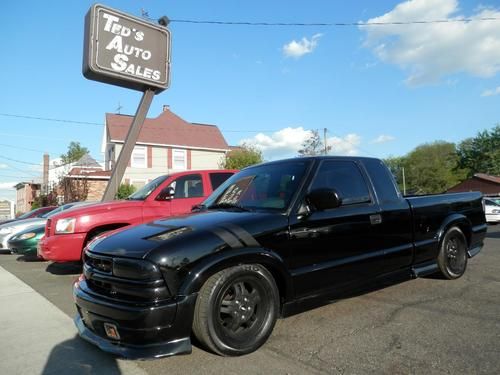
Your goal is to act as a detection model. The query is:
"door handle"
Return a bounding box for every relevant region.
[370,214,382,225]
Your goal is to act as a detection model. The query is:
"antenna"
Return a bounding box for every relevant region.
[116,102,123,114]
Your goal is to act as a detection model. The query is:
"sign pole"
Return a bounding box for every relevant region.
[101,88,155,201]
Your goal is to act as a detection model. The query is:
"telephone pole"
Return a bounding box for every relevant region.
[323,128,328,155]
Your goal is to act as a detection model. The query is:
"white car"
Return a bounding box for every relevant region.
[484,198,500,224]
[0,202,95,251]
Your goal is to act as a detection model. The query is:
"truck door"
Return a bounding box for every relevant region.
[288,160,389,296]
[167,173,206,216]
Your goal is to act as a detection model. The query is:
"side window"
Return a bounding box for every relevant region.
[310,161,371,205]
[209,172,234,191]
[168,174,203,198]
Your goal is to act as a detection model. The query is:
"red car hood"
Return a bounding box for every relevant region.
[49,200,144,220]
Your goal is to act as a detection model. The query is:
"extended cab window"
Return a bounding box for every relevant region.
[209,172,234,191]
[310,161,371,205]
[169,174,204,198]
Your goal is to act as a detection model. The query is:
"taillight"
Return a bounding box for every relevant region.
[45,219,52,237]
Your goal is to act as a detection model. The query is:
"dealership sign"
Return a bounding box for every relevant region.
[83,4,171,92]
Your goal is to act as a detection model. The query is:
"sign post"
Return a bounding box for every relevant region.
[83,4,171,201]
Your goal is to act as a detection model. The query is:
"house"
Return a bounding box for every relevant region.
[447,173,500,197]
[15,181,41,214]
[56,154,110,202]
[0,200,14,221]
[102,106,231,189]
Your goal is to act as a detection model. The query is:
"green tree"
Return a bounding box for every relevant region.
[115,183,136,199]
[60,141,89,164]
[402,141,467,194]
[457,124,500,177]
[383,156,407,191]
[220,143,263,170]
[298,129,331,156]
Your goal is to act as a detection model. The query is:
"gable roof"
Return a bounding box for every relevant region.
[106,109,229,151]
[474,173,500,184]
[74,153,101,168]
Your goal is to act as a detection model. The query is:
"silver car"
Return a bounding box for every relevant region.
[0,202,95,251]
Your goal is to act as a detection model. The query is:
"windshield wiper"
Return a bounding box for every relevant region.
[208,202,252,212]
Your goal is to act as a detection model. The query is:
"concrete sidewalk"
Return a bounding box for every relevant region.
[0,266,146,375]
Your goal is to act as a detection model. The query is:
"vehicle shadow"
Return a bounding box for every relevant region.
[41,335,122,375]
[46,262,82,275]
[16,254,45,262]
[486,230,500,239]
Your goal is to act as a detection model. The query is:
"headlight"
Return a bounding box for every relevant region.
[55,218,76,234]
[492,209,500,214]
[18,232,37,240]
[0,227,13,234]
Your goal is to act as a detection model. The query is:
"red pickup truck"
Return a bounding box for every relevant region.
[39,169,236,262]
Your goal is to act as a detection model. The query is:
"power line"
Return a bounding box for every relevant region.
[0,113,103,126]
[163,17,500,27]
[0,155,41,166]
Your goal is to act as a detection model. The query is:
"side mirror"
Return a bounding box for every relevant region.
[156,186,175,201]
[306,188,342,210]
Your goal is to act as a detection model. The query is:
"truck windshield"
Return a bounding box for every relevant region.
[127,175,168,201]
[204,160,310,212]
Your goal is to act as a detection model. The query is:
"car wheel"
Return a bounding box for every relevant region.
[192,264,279,356]
[437,226,468,279]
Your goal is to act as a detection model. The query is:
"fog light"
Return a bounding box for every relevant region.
[104,323,120,340]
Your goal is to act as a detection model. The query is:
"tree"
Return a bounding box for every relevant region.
[298,129,331,156]
[401,141,467,194]
[60,142,89,165]
[457,124,500,177]
[220,143,263,170]
[383,156,407,191]
[115,183,136,199]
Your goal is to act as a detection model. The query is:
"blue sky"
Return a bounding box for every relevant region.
[1,0,499,201]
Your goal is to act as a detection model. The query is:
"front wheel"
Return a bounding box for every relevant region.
[437,226,468,279]
[192,264,279,356]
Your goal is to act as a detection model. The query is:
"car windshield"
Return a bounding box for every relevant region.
[203,160,310,212]
[17,208,45,219]
[127,175,168,200]
[485,199,500,207]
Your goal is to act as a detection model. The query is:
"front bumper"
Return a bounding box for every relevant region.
[39,233,86,261]
[73,279,196,359]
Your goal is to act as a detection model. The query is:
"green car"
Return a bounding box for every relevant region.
[8,224,45,256]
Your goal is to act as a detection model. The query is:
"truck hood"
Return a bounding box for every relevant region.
[87,210,288,265]
[51,199,143,220]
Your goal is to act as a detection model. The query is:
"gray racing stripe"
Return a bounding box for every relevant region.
[212,227,244,248]
[221,223,260,247]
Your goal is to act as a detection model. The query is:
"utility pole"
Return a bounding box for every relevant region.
[402,167,407,195]
[323,128,328,155]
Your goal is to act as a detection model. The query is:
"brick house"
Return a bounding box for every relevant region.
[102,106,231,189]
[447,173,500,197]
[15,181,41,214]
[61,168,111,202]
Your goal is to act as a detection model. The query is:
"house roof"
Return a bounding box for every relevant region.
[106,109,230,151]
[474,173,500,184]
[67,168,111,179]
[74,153,101,168]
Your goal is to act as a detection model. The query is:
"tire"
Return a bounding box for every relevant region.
[437,226,468,279]
[192,264,279,356]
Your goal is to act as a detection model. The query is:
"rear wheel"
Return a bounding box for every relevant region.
[437,226,468,279]
[192,264,279,356]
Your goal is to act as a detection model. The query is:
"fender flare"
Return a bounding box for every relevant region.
[436,214,472,247]
[177,247,294,301]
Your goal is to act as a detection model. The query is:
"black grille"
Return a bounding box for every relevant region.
[84,252,169,303]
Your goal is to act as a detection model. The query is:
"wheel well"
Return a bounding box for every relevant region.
[456,223,472,247]
[84,223,130,245]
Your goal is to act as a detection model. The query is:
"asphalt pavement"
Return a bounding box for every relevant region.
[0,226,499,375]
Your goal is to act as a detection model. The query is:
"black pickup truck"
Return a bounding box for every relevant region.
[74,156,486,359]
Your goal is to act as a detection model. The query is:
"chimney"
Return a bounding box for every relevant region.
[42,153,49,195]
[163,105,170,112]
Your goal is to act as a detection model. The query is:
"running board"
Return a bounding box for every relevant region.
[467,245,482,258]
[412,262,438,278]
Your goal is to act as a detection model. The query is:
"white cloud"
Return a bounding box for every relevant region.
[0,164,7,169]
[283,34,323,58]
[0,182,16,189]
[361,0,500,85]
[327,134,361,155]
[241,127,311,159]
[240,127,361,159]
[481,86,500,97]
[372,135,396,144]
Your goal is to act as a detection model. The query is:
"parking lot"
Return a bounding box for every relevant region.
[0,226,499,375]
